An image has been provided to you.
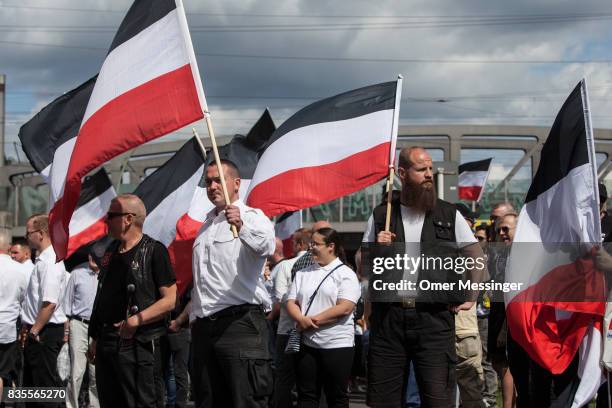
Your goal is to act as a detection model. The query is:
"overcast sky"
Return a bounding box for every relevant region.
[3,0,612,162]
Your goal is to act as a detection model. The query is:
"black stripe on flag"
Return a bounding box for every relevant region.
[277,211,297,224]
[208,109,276,179]
[18,76,97,173]
[459,158,492,174]
[76,168,112,208]
[525,82,589,203]
[264,81,396,149]
[108,0,177,54]
[134,138,205,214]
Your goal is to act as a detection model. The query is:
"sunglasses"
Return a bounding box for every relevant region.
[495,226,512,234]
[475,236,486,242]
[106,212,135,219]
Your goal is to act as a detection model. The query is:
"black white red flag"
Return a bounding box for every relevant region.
[505,79,605,406]
[458,158,492,202]
[48,0,207,260]
[18,78,116,257]
[246,79,403,216]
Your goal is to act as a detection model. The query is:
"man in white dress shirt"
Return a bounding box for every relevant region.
[191,159,275,408]
[11,237,34,282]
[0,229,29,402]
[64,254,99,408]
[20,214,68,406]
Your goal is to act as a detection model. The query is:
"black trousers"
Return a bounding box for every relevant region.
[367,304,456,408]
[191,306,274,408]
[273,334,295,408]
[95,332,161,408]
[294,344,354,408]
[160,329,191,408]
[507,334,578,408]
[22,323,64,408]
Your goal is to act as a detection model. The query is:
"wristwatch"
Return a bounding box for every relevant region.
[28,330,40,341]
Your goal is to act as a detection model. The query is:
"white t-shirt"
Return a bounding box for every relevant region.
[287,258,361,349]
[0,254,29,343]
[274,251,307,335]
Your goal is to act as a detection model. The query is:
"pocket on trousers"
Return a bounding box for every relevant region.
[456,335,480,360]
[241,350,273,398]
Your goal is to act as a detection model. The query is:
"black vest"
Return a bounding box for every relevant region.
[371,197,463,304]
[89,234,167,341]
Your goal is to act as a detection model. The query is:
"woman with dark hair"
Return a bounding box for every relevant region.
[286,228,360,408]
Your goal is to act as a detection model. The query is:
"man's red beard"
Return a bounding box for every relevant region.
[402,179,437,213]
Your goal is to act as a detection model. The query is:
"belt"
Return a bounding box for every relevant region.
[69,315,90,324]
[200,304,263,321]
[392,298,416,309]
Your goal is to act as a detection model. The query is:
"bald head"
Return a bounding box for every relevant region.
[398,146,430,170]
[113,194,146,227]
[0,229,11,254]
[311,221,331,233]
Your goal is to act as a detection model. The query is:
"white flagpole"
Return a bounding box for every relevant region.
[176,0,237,238]
[385,75,403,232]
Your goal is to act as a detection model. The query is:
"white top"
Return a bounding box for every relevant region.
[191,199,276,318]
[62,262,98,320]
[0,254,29,343]
[273,250,306,335]
[363,206,477,244]
[21,245,68,325]
[20,258,34,284]
[287,258,361,349]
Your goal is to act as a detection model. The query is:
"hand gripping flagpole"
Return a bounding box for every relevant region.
[176,0,238,238]
[384,75,403,232]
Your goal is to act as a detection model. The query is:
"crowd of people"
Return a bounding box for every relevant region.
[0,146,610,408]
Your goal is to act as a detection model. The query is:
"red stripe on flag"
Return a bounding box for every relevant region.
[458,186,482,201]
[66,217,107,258]
[168,212,204,296]
[50,64,203,260]
[506,256,605,374]
[247,142,390,217]
[282,237,294,258]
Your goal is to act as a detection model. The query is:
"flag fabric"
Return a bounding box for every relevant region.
[67,169,115,257]
[504,80,605,406]
[458,158,492,202]
[275,211,302,258]
[48,0,206,261]
[169,109,276,295]
[18,78,115,257]
[246,80,402,216]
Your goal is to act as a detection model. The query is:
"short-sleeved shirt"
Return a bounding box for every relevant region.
[0,255,29,343]
[273,251,307,335]
[62,263,98,320]
[287,257,361,349]
[95,240,175,326]
[21,246,68,325]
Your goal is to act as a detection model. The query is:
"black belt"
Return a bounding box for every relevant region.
[200,304,263,321]
[69,315,90,324]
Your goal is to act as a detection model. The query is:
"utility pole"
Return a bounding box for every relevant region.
[0,74,5,167]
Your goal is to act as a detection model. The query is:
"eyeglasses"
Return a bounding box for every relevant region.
[309,240,326,248]
[25,229,40,238]
[495,226,512,234]
[106,212,135,219]
[475,235,486,242]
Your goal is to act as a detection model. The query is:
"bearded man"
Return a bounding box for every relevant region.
[362,147,485,408]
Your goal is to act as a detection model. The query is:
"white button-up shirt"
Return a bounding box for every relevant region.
[0,254,29,343]
[191,199,275,318]
[21,245,68,325]
[62,263,98,320]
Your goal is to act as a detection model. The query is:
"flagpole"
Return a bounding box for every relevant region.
[384,75,403,232]
[176,0,237,238]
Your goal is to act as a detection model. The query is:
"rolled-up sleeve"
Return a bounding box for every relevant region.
[239,208,275,257]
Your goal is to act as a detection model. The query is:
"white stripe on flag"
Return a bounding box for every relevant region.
[458,170,488,187]
[572,323,604,407]
[68,186,115,235]
[247,109,394,193]
[49,138,76,203]
[82,9,189,125]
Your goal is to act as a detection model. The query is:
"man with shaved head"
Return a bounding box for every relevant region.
[363,147,485,407]
[20,214,69,402]
[89,194,177,408]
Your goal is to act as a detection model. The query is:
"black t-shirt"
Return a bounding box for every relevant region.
[96,240,175,325]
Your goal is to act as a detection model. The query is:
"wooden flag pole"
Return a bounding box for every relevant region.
[191,127,207,160]
[384,165,395,232]
[384,74,403,232]
[202,115,238,238]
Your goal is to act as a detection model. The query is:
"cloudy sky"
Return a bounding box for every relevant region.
[3,0,612,162]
